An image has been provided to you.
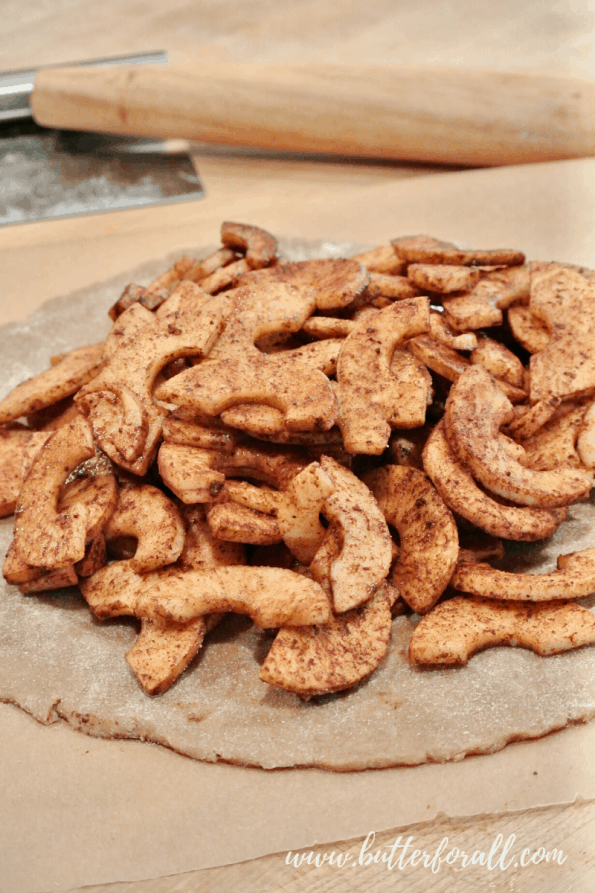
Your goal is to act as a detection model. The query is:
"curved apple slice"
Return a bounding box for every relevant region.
[392,235,525,267]
[276,462,335,565]
[317,456,392,613]
[409,597,595,665]
[221,221,278,270]
[364,464,458,614]
[260,585,393,697]
[353,244,405,275]
[206,501,281,546]
[451,548,595,601]
[105,484,185,573]
[508,304,550,354]
[335,297,431,454]
[471,335,525,387]
[408,263,480,293]
[137,566,330,629]
[422,422,567,541]
[236,257,369,311]
[77,283,224,473]
[158,440,307,505]
[0,343,105,424]
[125,617,208,696]
[0,428,51,518]
[14,416,96,568]
[529,264,595,402]
[444,366,592,507]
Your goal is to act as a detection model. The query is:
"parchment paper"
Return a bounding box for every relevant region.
[2,161,595,891]
[2,702,595,893]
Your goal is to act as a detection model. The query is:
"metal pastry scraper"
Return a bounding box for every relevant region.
[0,52,203,225]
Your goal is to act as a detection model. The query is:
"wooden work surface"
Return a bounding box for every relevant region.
[1,3,595,892]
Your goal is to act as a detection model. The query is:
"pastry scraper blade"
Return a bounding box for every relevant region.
[0,52,203,225]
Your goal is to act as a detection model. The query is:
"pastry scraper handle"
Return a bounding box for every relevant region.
[30,62,595,167]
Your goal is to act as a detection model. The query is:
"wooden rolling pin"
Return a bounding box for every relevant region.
[29,63,595,167]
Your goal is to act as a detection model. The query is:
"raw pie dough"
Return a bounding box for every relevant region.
[0,241,594,771]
